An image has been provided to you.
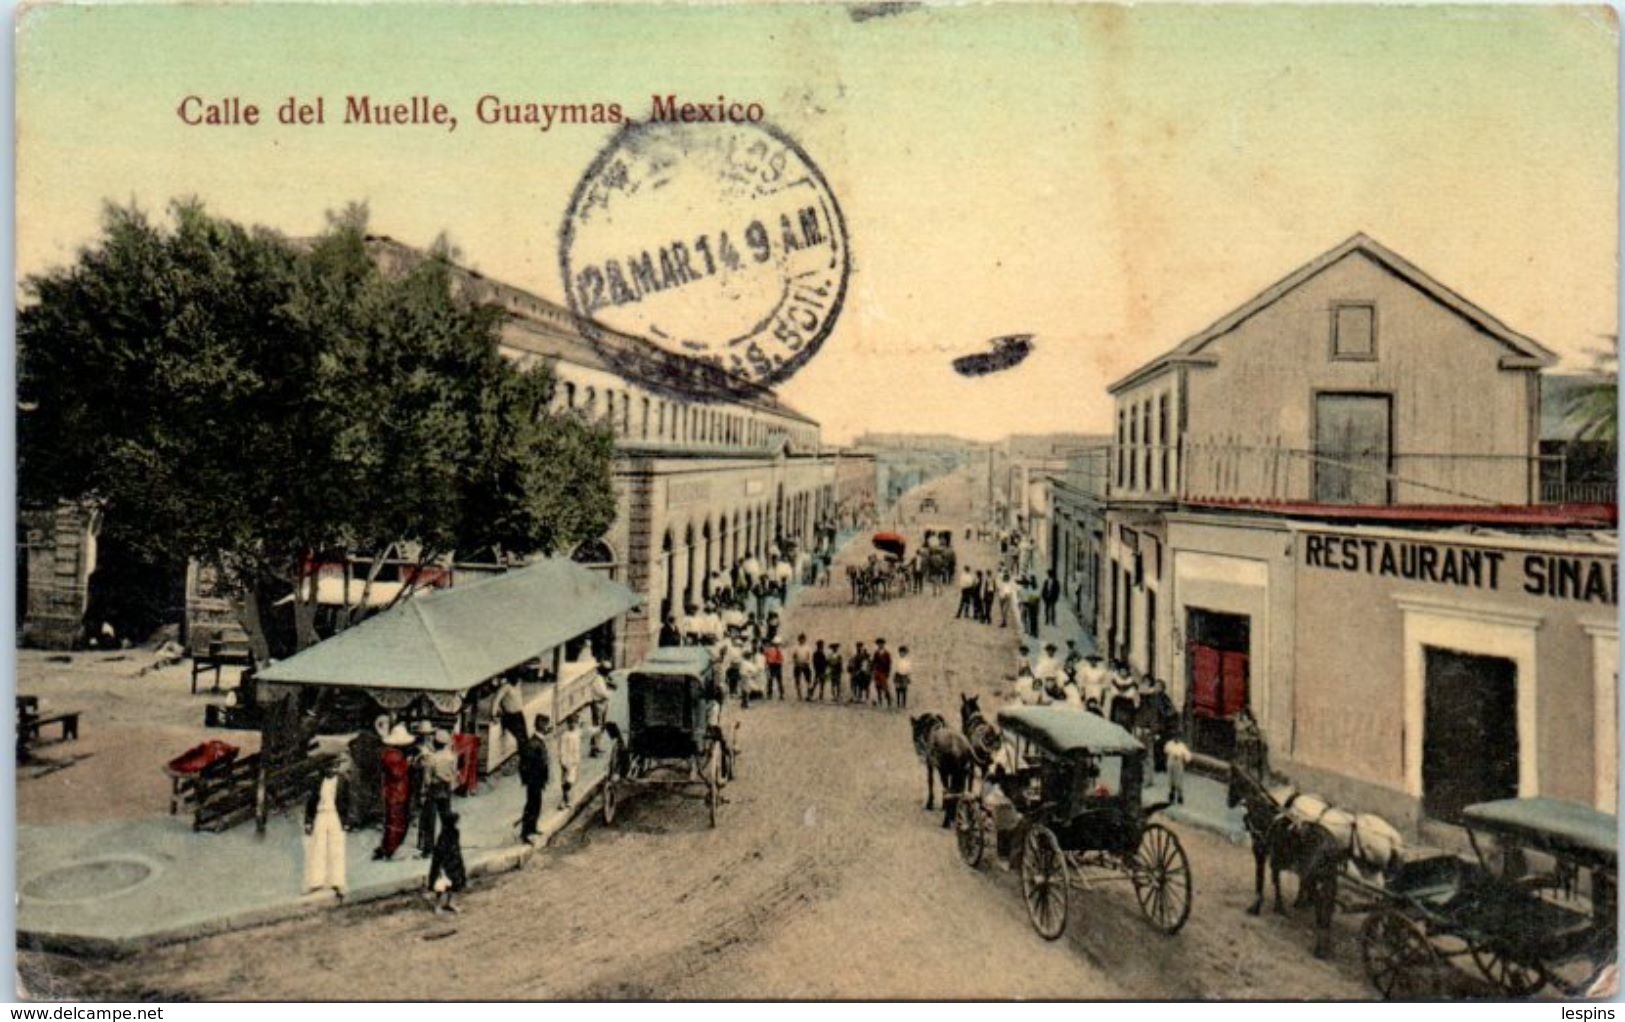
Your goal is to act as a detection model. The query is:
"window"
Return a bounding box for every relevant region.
[641,397,650,439]
[1116,409,1126,488]
[1141,402,1152,491]
[1128,406,1139,490]
[1333,303,1376,360]
[1314,392,1392,504]
[565,382,577,409]
[1158,395,1170,492]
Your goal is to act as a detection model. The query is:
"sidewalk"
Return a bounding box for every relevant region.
[1141,764,1250,845]
[16,690,626,956]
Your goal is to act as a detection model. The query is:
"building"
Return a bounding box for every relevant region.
[1101,233,1617,832]
[22,237,839,661]
[832,448,879,524]
[1047,440,1112,646]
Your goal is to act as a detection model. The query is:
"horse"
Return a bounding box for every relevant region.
[958,693,1001,780]
[1226,761,1346,958]
[910,713,974,828]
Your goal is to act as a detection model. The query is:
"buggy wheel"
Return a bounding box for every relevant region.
[1362,910,1440,999]
[955,797,986,868]
[1129,823,1192,935]
[1470,944,1549,998]
[1020,824,1069,940]
[601,740,622,825]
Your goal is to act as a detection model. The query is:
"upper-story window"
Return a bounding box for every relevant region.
[565,382,577,410]
[641,397,650,439]
[1158,395,1170,492]
[1116,409,1126,488]
[1333,303,1376,360]
[1128,405,1139,490]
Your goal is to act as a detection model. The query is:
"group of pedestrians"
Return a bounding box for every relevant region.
[953,566,1062,637]
[777,633,915,710]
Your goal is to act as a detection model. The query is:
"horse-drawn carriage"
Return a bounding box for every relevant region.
[1351,797,1617,999]
[953,706,1192,940]
[601,647,737,828]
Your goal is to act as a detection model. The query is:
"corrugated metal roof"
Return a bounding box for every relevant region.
[257,558,641,692]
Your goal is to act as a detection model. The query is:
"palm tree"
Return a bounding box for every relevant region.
[1565,335,1618,448]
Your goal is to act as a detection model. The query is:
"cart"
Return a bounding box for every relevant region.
[1350,797,1617,999]
[954,705,1192,939]
[601,647,737,828]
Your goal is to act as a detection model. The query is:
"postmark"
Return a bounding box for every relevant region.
[559,119,849,398]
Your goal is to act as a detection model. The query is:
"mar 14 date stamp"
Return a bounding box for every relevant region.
[558,119,849,393]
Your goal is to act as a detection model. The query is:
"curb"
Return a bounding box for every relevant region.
[17,773,607,957]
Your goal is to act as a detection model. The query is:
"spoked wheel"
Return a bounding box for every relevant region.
[955,797,986,868]
[1020,824,1069,940]
[1470,944,1549,998]
[601,739,622,825]
[1362,909,1441,999]
[1129,823,1192,935]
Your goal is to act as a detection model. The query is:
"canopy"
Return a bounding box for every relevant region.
[631,646,713,679]
[1462,797,1618,866]
[872,531,907,556]
[258,558,641,693]
[997,705,1145,756]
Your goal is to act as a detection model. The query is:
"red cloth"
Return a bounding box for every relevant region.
[378,748,413,856]
[166,740,239,775]
[453,733,480,795]
[1190,644,1222,717]
[1220,652,1249,717]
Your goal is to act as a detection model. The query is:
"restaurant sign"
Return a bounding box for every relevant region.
[1302,530,1617,606]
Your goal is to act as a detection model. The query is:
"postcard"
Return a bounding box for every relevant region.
[12,2,1620,1003]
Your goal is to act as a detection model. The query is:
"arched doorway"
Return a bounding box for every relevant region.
[570,539,617,663]
[701,519,714,601]
[660,530,675,625]
[683,523,696,612]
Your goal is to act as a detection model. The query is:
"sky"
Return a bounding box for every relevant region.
[16,3,1618,444]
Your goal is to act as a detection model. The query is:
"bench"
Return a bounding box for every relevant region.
[16,697,82,761]
[191,638,255,695]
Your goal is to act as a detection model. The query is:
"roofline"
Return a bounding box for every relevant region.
[1106,233,1558,394]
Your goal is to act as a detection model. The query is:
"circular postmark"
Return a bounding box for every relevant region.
[559,119,849,398]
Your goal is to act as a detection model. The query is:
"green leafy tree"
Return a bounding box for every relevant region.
[1565,334,1619,448]
[19,200,616,654]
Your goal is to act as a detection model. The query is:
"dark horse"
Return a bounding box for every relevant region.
[958,693,1001,779]
[910,713,973,828]
[1226,762,1346,958]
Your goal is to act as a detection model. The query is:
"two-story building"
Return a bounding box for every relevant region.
[1103,234,1617,831]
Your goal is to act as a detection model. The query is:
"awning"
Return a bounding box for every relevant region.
[258,557,642,693]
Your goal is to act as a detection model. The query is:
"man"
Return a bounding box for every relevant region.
[792,634,814,700]
[997,572,1017,628]
[764,639,786,701]
[492,672,528,752]
[588,662,616,757]
[773,557,793,601]
[1079,654,1108,709]
[752,577,770,620]
[979,571,996,624]
[741,643,766,707]
[558,715,583,810]
[303,757,351,898]
[417,730,458,859]
[826,642,844,702]
[955,566,976,619]
[517,715,551,846]
[1021,576,1042,638]
[1063,639,1082,680]
[658,616,681,648]
[1164,732,1193,805]
[894,645,913,709]
[847,642,870,704]
[871,637,894,709]
[1034,644,1062,695]
[1042,571,1061,626]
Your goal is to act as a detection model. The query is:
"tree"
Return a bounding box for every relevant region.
[19,200,616,654]
[1565,334,1619,449]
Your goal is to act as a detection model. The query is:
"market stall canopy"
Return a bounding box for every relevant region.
[257,558,641,693]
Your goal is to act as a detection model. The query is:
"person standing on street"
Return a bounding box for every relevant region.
[955,567,976,619]
[1021,576,1042,638]
[764,639,786,700]
[417,730,458,859]
[871,637,894,709]
[809,639,828,701]
[428,809,467,916]
[894,645,913,709]
[374,723,415,860]
[792,634,813,700]
[303,757,351,899]
[588,662,616,757]
[517,715,551,846]
[1042,571,1061,626]
[826,642,844,702]
[558,715,583,810]
[979,571,997,624]
[848,642,870,704]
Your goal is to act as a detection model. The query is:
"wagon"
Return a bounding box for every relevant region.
[600,647,737,828]
[954,705,1192,939]
[1350,797,1617,999]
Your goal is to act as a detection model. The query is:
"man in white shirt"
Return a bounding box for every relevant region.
[791,634,814,701]
[557,716,582,811]
[1034,643,1061,689]
[587,663,616,758]
[997,573,1017,629]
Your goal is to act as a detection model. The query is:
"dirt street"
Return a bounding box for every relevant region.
[19,469,1378,1000]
